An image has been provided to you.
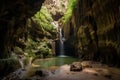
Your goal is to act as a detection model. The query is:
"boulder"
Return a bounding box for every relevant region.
[35,69,50,77]
[70,62,82,71]
[81,61,93,68]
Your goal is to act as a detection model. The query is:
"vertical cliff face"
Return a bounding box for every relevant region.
[66,0,120,66]
[0,0,45,58]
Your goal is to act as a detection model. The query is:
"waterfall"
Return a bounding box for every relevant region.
[52,21,66,57]
[51,21,58,29]
[59,28,65,56]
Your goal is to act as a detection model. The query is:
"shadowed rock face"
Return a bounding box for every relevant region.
[0,0,45,58]
[64,0,120,66]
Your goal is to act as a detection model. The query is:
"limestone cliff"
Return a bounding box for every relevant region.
[65,0,120,66]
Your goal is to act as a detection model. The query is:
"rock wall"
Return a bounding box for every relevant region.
[43,0,69,21]
[0,0,45,58]
[65,0,120,66]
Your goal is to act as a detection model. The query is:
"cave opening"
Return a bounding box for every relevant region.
[0,0,120,79]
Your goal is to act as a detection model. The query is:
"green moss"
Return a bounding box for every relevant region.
[32,6,55,32]
[36,41,52,58]
[26,38,53,59]
[25,6,57,59]
[62,0,77,23]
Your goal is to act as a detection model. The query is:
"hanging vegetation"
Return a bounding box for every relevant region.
[61,0,77,23]
[32,6,57,35]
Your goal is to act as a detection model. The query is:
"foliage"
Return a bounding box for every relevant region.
[26,6,57,59]
[61,0,77,23]
[32,6,56,33]
[36,41,52,58]
[26,38,52,59]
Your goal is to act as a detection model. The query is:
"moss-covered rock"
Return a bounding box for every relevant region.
[24,5,57,60]
[63,0,120,66]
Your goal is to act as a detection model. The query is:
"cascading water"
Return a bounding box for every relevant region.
[59,28,65,56]
[52,21,66,57]
[60,28,64,55]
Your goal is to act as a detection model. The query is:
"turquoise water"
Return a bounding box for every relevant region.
[34,56,80,69]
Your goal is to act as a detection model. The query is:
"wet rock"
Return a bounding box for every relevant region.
[29,76,42,80]
[2,69,26,80]
[70,62,82,71]
[35,70,50,77]
[35,70,43,77]
[104,74,112,79]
